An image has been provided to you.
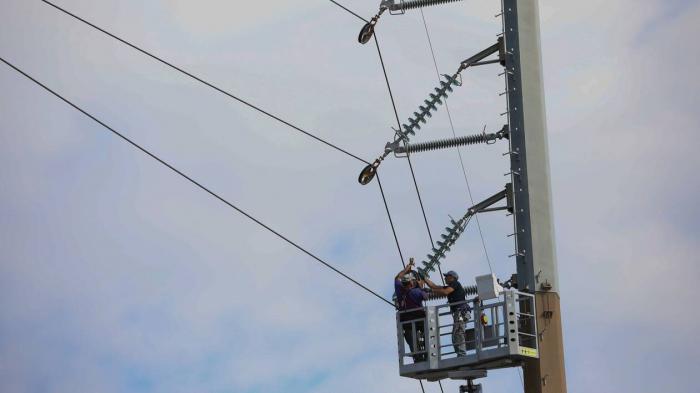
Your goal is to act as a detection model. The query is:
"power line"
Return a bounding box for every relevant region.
[372,34,447,285]
[0,56,394,308]
[329,0,368,23]
[376,174,407,268]
[327,0,444,290]
[24,1,524,390]
[40,0,368,166]
[372,32,445,393]
[417,9,494,274]
[517,368,524,388]
[304,7,434,392]
[326,0,413,279]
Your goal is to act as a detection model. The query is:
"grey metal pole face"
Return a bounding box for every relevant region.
[503,0,557,294]
[502,1,566,392]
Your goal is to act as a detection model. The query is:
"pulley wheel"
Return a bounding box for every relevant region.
[358,164,377,185]
[358,22,375,44]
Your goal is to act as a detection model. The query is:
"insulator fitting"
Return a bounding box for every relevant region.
[396,125,509,155]
[418,215,470,278]
[359,0,463,44]
[397,74,462,142]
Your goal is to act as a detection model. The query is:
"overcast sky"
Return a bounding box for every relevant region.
[1,1,699,393]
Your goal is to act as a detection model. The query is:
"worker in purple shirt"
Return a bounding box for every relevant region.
[394,258,429,362]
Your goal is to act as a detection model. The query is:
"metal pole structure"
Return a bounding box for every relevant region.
[502,1,567,392]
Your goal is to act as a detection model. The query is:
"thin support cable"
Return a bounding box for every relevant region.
[517,367,524,388]
[373,34,446,285]
[373,35,443,393]
[378,156,429,393]
[328,0,368,22]
[376,173,406,268]
[0,56,394,308]
[41,0,368,165]
[405,150,446,284]
[324,1,411,273]
[373,35,402,132]
[406,153,434,250]
[418,9,494,274]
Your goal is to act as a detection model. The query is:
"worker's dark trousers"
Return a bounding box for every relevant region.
[401,311,426,362]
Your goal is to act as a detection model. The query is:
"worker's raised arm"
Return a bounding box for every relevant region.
[395,258,416,281]
[424,276,455,296]
[423,276,439,290]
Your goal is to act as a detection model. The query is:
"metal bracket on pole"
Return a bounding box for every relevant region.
[417,184,513,277]
[461,37,506,68]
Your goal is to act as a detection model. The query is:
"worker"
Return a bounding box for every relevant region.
[423,270,470,357]
[394,258,428,362]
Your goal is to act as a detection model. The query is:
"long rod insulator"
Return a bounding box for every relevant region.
[418,215,470,277]
[397,74,462,142]
[400,0,463,11]
[396,125,509,154]
[417,186,510,277]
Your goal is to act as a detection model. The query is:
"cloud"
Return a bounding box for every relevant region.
[1,0,699,393]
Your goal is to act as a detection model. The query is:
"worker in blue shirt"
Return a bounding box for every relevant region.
[394,258,428,362]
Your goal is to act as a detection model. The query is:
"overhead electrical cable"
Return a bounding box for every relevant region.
[418,9,494,274]
[378,174,430,393]
[372,34,446,285]
[326,0,413,273]
[327,3,439,392]
[40,0,410,311]
[326,0,440,282]
[40,0,368,166]
[26,0,527,389]
[376,174,407,268]
[372,31,445,393]
[0,56,394,309]
[329,0,369,22]
[518,368,524,388]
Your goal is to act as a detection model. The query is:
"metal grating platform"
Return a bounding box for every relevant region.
[397,290,538,381]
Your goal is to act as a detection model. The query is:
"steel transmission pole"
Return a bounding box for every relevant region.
[501,1,567,392]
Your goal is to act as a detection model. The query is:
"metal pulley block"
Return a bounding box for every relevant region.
[358,0,464,44]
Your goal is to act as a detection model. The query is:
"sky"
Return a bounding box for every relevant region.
[1,1,699,393]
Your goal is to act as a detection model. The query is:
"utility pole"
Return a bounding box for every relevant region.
[502,1,567,392]
[353,1,566,391]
